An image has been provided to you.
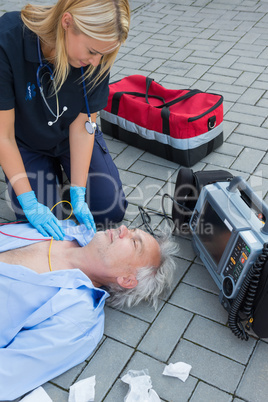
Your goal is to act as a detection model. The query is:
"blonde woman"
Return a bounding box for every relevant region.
[0,0,130,239]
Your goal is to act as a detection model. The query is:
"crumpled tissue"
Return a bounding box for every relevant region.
[68,376,96,402]
[162,362,192,382]
[20,386,52,402]
[121,369,161,402]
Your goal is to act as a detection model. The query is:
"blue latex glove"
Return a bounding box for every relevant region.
[70,186,96,232]
[17,191,65,240]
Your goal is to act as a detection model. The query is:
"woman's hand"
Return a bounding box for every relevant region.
[70,186,96,232]
[17,191,65,240]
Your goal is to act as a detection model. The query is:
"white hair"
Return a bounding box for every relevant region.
[105,229,179,310]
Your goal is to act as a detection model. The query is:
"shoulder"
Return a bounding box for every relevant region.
[0,11,23,34]
[0,11,24,52]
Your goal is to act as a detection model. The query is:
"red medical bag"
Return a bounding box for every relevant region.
[100,75,224,167]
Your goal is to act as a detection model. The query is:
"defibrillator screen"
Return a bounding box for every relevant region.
[197,201,232,267]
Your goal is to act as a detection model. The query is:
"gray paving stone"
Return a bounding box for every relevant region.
[203,72,236,85]
[254,164,268,179]
[247,175,268,200]
[103,379,128,402]
[227,133,268,151]
[182,262,219,294]
[0,167,5,181]
[235,123,268,140]
[237,341,268,402]
[231,102,268,118]
[184,316,256,364]
[223,120,239,139]
[225,111,265,127]
[231,61,266,74]
[0,199,16,222]
[122,184,139,200]
[185,64,211,80]
[120,299,165,323]
[257,97,268,108]
[216,142,243,157]
[76,338,133,402]
[189,381,232,402]
[129,160,175,181]
[123,351,198,402]
[138,304,193,361]
[161,76,196,88]
[119,169,144,188]
[42,383,69,402]
[113,146,144,170]
[201,151,235,169]
[104,306,149,347]
[170,236,196,262]
[237,87,265,105]
[161,257,192,301]
[214,55,239,68]
[188,50,220,62]
[146,187,174,213]
[170,339,244,394]
[139,152,179,169]
[123,202,141,221]
[127,176,166,207]
[170,283,228,324]
[102,137,127,155]
[157,61,195,76]
[50,361,87,390]
[0,180,7,197]
[211,83,247,98]
[231,148,265,173]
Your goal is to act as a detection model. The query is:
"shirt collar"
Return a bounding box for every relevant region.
[23,25,40,63]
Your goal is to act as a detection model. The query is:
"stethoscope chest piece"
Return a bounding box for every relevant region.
[85,120,97,135]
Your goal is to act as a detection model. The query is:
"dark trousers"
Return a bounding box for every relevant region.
[6,127,128,227]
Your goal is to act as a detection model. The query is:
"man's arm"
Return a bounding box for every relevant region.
[0,306,104,400]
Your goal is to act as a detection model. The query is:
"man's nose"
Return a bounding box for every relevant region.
[118,225,129,238]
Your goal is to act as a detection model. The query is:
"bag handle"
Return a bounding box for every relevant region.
[111,79,166,115]
[145,77,202,108]
[111,76,201,114]
[156,88,201,108]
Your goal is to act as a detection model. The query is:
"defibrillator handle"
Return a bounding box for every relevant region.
[227,176,268,234]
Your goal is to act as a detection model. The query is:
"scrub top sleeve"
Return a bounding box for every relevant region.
[0,47,15,110]
[82,72,110,114]
[0,313,101,401]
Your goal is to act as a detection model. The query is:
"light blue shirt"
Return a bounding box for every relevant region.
[0,222,109,401]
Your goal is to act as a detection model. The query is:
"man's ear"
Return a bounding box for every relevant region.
[117,275,138,289]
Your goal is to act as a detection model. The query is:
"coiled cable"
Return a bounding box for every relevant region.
[228,243,268,340]
[242,244,268,317]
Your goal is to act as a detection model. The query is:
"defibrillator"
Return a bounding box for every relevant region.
[189,176,268,339]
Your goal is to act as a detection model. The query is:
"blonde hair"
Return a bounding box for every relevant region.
[21,0,130,92]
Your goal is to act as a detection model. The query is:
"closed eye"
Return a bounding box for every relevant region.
[130,229,143,252]
[88,50,97,56]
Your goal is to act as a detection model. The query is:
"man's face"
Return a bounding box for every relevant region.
[90,225,161,280]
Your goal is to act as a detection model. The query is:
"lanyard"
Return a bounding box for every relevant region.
[36,37,96,134]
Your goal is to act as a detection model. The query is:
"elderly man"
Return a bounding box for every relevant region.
[0,221,178,401]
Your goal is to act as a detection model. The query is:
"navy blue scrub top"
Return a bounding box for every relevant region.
[0,11,110,157]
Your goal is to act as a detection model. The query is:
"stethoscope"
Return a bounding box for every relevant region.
[36,37,96,134]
